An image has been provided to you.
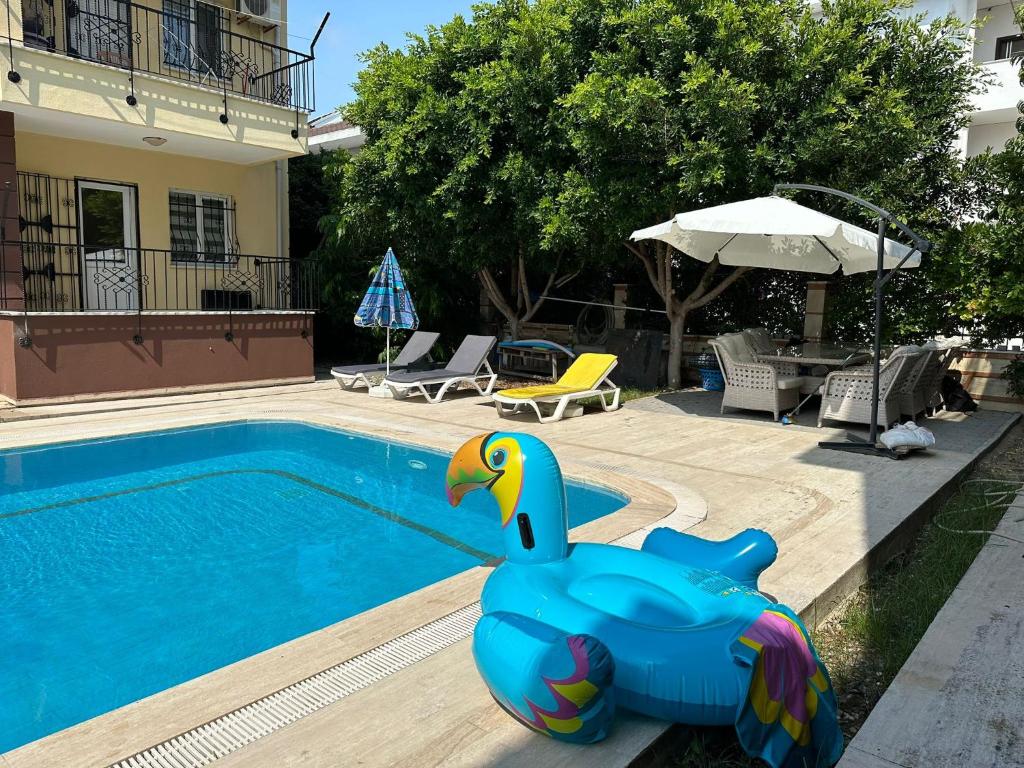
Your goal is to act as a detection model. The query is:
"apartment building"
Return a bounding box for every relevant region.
[964,0,1023,155]
[0,0,323,403]
[810,0,1022,155]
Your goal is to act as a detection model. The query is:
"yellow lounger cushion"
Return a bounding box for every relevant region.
[497,353,617,400]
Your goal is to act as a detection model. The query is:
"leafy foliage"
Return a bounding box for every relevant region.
[1004,357,1024,399]
[321,0,989,375]
[826,8,1024,346]
[300,148,478,362]
[552,0,981,379]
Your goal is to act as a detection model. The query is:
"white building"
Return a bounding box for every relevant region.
[963,0,1023,155]
[812,0,1022,156]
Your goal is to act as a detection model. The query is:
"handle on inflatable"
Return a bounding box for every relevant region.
[641,528,778,590]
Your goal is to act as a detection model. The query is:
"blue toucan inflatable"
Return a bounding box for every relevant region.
[445,432,843,768]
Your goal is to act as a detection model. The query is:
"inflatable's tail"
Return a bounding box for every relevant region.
[641,528,778,589]
[472,611,615,744]
[731,605,843,768]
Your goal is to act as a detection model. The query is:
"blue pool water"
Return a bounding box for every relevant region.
[0,421,626,753]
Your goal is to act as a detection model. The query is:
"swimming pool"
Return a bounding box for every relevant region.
[0,421,627,753]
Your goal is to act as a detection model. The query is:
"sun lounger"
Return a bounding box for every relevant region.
[331,331,440,390]
[492,353,621,423]
[383,335,497,403]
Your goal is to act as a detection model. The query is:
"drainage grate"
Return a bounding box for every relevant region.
[109,602,483,768]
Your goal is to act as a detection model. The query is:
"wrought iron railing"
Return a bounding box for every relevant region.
[8,0,316,114]
[0,239,320,313]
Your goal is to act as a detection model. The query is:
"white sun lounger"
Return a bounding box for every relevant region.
[331,331,440,390]
[382,335,498,403]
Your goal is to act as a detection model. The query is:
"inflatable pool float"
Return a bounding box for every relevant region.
[445,432,843,768]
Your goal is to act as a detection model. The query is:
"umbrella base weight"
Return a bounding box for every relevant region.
[818,434,902,460]
[368,384,397,399]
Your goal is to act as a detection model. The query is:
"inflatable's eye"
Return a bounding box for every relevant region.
[490,448,508,468]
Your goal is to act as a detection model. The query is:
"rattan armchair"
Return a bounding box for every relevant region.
[817,349,923,430]
[710,333,804,421]
[928,344,965,410]
[897,349,940,418]
[742,328,777,356]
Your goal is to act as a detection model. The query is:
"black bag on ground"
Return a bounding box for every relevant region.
[940,371,978,412]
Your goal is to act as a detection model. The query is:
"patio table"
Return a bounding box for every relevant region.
[758,343,871,416]
[758,343,870,368]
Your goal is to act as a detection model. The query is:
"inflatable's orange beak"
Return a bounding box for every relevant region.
[446,433,499,507]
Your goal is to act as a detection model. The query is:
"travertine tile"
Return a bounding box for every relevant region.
[1,383,1017,767]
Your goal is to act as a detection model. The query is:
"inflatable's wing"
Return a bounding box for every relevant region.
[731,606,843,768]
[641,527,778,589]
[472,611,615,744]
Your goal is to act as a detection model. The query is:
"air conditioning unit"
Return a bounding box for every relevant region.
[237,0,282,28]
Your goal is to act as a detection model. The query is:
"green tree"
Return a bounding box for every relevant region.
[307,147,481,363]
[333,0,982,383]
[932,24,1024,342]
[556,0,981,384]
[336,1,592,339]
[824,6,1024,348]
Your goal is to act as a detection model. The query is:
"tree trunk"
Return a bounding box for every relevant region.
[624,241,751,391]
[477,263,577,342]
[667,309,688,389]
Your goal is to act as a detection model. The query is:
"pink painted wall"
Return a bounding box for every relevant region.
[0,313,314,403]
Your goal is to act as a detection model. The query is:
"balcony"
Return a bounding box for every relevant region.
[1,240,320,314]
[972,58,1024,124]
[12,0,313,111]
[1,1,318,162]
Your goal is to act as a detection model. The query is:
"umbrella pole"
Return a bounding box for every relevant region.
[386,325,390,376]
[818,217,899,459]
[771,184,931,459]
[867,217,885,447]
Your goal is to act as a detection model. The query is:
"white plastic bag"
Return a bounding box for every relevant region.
[879,421,936,450]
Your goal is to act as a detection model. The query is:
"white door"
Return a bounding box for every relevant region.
[78,181,140,311]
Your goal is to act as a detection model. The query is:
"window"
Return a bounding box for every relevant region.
[996,35,1024,61]
[170,191,234,263]
[163,0,224,77]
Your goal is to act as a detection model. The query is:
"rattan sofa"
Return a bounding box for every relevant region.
[710,333,804,421]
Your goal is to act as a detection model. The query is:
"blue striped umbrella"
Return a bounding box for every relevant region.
[354,248,419,374]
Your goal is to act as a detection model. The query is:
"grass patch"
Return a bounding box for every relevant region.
[664,471,1022,767]
[620,388,667,404]
[579,387,668,409]
[817,479,1020,731]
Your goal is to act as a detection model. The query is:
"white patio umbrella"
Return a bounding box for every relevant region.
[630,185,931,459]
[629,195,920,274]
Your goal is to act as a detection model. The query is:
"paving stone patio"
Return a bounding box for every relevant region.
[0,382,1017,768]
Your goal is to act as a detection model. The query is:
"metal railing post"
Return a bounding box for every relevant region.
[126,1,137,105]
[6,0,21,82]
